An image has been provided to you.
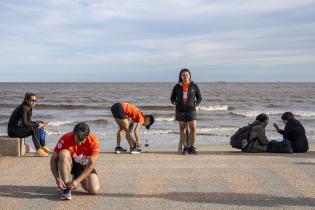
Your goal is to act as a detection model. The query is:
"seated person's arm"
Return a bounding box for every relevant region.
[255,126,269,145]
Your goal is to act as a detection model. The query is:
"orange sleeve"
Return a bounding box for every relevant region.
[54,134,68,155]
[88,134,100,156]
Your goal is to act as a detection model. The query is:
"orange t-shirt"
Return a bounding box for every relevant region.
[182,82,190,104]
[54,132,100,165]
[120,102,145,124]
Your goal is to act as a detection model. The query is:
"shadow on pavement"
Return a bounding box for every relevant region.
[100,191,315,207]
[0,185,59,201]
[1,185,314,207]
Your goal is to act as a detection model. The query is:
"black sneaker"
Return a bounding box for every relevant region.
[115,146,127,154]
[130,147,141,154]
[182,147,189,155]
[135,146,142,152]
[189,146,197,155]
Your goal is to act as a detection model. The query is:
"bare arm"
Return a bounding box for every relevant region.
[134,123,142,147]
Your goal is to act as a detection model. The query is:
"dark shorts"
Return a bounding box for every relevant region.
[111,103,127,119]
[175,111,197,122]
[71,161,97,179]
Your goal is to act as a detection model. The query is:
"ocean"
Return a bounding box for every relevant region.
[0,82,314,150]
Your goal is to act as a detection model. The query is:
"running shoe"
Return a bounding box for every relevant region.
[130,147,141,154]
[42,146,52,154]
[115,146,127,154]
[135,146,142,152]
[36,148,49,157]
[61,188,72,200]
[182,147,189,155]
[189,146,197,155]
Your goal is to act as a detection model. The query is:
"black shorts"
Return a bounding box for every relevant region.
[111,103,127,119]
[71,161,97,179]
[175,111,197,122]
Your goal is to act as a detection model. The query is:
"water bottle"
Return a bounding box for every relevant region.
[39,128,45,142]
[144,139,149,153]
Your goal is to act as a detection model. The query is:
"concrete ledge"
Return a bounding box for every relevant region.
[0,136,25,156]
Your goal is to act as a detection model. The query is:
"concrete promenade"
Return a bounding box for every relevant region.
[1,144,315,209]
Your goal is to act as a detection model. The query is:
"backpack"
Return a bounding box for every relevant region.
[230,123,258,149]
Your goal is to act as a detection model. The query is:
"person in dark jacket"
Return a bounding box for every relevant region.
[242,113,270,153]
[7,92,50,156]
[273,112,309,153]
[170,68,202,155]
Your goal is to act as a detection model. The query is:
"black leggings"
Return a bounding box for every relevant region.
[8,127,45,149]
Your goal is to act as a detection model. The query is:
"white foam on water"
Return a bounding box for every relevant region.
[155,117,175,122]
[197,105,229,111]
[48,121,74,127]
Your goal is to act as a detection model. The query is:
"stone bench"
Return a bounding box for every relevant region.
[0,136,25,156]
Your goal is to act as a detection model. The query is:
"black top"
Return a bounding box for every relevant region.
[7,103,38,130]
[278,119,309,153]
[170,81,202,112]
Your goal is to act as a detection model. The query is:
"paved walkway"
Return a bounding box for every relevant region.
[1,144,315,209]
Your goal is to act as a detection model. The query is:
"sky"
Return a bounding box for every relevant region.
[0,0,315,82]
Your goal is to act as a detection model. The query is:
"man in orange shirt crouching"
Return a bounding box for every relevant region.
[50,122,100,200]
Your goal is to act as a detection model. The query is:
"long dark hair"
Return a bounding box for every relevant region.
[23,92,36,121]
[178,68,191,83]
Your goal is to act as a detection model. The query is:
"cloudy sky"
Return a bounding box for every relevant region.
[0,0,314,82]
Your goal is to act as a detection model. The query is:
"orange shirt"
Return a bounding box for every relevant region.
[120,102,145,124]
[54,132,100,165]
[182,82,190,104]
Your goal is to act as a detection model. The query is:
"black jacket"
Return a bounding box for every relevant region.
[170,81,202,112]
[278,119,309,153]
[7,103,38,130]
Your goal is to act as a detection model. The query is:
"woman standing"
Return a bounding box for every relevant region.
[170,68,202,155]
[7,92,51,156]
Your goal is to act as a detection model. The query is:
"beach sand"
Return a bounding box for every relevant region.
[1,144,315,209]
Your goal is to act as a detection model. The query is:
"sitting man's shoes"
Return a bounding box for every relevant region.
[115,146,127,154]
[36,148,49,157]
[189,146,197,155]
[182,147,189,155]
[61,188,72,200]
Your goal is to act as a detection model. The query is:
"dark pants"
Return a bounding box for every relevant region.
[71,161,97,179]
[8,126,45,149]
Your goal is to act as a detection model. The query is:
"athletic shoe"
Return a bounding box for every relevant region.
[130,147,141,154]
[36,148,49,157]
[182,147,189,155]
[115,146,127,154]
[135,146,142,152]
[189,146,197,155]
[61,188,72,200]
[42,146,52,154]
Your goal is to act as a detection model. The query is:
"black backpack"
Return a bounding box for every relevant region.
[230,123,258,149]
